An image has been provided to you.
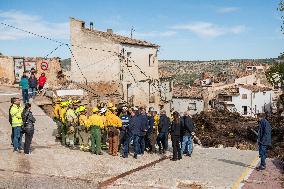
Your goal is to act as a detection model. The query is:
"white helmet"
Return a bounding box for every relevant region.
[100,108,106,113]
[122,106,128,111]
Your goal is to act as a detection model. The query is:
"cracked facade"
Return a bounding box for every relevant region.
[70,18,162,110]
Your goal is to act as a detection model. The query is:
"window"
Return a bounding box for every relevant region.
[188,103,197,110]
[149,54,154,67]
[242,106,248,115]
[242,94,247,99]
[127,52,132,67]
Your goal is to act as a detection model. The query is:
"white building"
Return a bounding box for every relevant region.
[216,84,275,117]
[172,85,204,115]
[70,18,161,109]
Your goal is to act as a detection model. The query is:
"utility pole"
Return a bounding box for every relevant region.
[130,26,135,39]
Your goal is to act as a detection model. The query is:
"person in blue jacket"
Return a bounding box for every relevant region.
[257,113,272,171]
[129,108,142,159]
[20,72,29,104]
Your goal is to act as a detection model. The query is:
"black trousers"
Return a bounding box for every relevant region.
[24,129,34,154]
[172,135,181,160]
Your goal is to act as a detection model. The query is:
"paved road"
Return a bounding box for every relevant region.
[0,86,260,189]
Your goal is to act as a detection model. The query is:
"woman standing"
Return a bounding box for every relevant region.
[170,111,183,161]
[22,103,36,155]
[28,74,38,98]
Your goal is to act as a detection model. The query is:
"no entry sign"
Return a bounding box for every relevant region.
[41,61,49,70]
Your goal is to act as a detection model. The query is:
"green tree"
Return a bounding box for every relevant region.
[266,1,284,88]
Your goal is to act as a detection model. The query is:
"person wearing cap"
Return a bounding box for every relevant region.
[65,103,78,149]
[106,105,122,156]
[120,106,130,157]
[59,101,68,145]
[88,107,103,155]
[78,106,89,151]
[53,98,62,138]
[100,108,108,150]
[157,110,170,154]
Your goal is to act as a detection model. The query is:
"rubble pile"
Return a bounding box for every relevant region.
[193,110,284,160]
[192,110,257,150]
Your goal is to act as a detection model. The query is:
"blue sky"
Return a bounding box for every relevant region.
[0,0,283,60]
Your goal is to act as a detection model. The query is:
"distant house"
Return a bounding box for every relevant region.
[70,18,160,109]
[215,84,275,117]
[172,84,204,115]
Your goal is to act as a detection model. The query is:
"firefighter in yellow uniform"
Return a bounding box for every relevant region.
[88,107,104,155]
[106,105,122,156]
[65,103,78,148]
[53,98,62,138]
[78,106,89,151]
[100,108,108,150]
[59,101,68,145]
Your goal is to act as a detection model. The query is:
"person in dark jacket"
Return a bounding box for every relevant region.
[170,111,183,161]
[129,108,142,159]
[138,107,148,155]
[182,111,194,156]
[145,109,155,153]
[120,107,130,158]
[256,113,271,170]
[22,103,36,155]
[28,74,38,98]
[156,110,170,154]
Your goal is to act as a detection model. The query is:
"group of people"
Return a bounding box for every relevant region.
[20,69,47,104]
[9,97,36,155]
[53,99,195,160]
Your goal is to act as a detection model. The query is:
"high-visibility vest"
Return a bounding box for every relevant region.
[10,104,23,127]
[88,114,104,128]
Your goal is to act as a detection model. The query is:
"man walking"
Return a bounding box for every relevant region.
[138,107,148,155]
[10,97,24,152]
[157,110,170,154]
[182,111,194,156]
[65,103,78,149]
[256,113,272,171]
[120,106,130,157]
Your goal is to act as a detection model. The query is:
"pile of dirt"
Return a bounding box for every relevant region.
[193,110,284,160]
[192,109,257,150]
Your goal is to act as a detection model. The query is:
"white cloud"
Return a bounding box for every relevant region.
[0,10,68,40]
[172,22,246,38]
[217,7,240,13]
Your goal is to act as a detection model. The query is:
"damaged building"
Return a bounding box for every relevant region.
[172,84,204,115]
[214,84,275,117]
[70,18,162,110]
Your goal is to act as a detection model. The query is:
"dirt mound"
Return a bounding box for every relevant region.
[192,110,257,150]
[193,110,284,160]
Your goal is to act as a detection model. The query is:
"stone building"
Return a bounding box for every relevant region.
[70,18,161,109]
[172,84,204,115]
[0,55,62,87]
[215,84,275,117]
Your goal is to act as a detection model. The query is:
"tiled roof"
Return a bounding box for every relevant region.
[83,28,159,48]
[239,84,272,93]
[219,85,239,96]
[173,84,203,99]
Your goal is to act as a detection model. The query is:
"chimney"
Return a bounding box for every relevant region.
[107,29,113,34]
[90,22,94,31]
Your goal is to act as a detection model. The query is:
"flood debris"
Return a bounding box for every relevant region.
[193,109,284,161]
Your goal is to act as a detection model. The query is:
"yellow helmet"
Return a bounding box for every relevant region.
[92,107,99,113]
[111,106,117,111]
[73,99,81,104]
[78,106,86,112]
[60,102,67,107]
[55,98,62,103]
[107,102,114,108]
